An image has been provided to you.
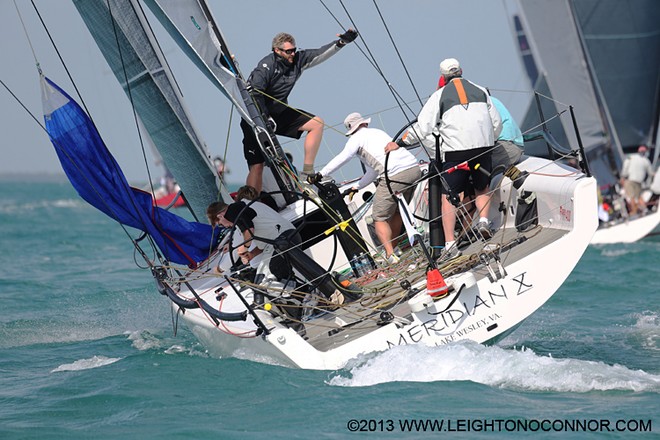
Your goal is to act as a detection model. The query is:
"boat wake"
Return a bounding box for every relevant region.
[51,355,121,373]
[126,330,209,358]
[0,320,128,349]
[328,341,660,392]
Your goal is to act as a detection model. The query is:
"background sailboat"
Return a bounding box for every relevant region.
[514,0,660,243]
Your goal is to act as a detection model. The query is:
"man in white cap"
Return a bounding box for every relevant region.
[620,145,654,215]
[307,112,421,263]
[402,57,502,259]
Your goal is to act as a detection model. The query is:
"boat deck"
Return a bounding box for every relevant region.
[300,225,567,352]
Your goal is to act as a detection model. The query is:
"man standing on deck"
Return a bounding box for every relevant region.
[620,145,654,215]
[308,112,421,263]
[241,29,358,193]
[403,58,502,258]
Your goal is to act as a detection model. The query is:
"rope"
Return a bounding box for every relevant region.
[14,1,40,74]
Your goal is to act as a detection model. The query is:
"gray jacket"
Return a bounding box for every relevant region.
[248,40,342,116]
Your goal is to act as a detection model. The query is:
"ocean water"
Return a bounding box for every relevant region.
[1,177,659,439]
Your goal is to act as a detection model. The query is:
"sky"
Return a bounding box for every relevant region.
[0,0,531,185]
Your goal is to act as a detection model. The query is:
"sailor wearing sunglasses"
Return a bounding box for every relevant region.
[240,29,358,194]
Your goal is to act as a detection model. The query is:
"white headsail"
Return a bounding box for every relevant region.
[142,0,254,125]
[72,0,230,222]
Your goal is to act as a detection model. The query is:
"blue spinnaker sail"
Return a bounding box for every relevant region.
[41,76,217,266]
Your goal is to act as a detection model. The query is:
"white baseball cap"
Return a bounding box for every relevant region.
[439,58,461,75]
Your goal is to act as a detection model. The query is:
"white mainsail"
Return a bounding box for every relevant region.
[141,0,299,202]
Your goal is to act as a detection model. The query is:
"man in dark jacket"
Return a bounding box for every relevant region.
[241,29,358,192]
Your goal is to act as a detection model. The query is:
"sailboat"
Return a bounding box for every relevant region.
[33,0,597,370]
[513,0,660,245]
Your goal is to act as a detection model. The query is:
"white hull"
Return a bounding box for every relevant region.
[591,209,660,244]
[162,157,597,370]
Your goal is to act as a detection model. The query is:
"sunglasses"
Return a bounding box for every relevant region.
[279,47,297,55]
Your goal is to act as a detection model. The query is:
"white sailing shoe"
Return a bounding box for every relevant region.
[476,219,493,240]
[386,254,400,265]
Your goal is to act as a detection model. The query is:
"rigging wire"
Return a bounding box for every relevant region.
[106,0,158,217]
[338,0,418,121]
[318,0,417,123]
[218,106,235,201]
[0,74,157,268]
[13,0,40,75]
[371,0,423,107]
[28,0,91,118]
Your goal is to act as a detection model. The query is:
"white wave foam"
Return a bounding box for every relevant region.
[230,347,290,368]
[631,312,660,351]
[164,344,209,358]
[0,199,85,214]
[127,330,163,351]
[51,355,121,373]
[600,247,634,257]
[51,199,83,208]
[328,342,660,392]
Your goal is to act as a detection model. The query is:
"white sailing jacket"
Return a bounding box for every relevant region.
[406,77,502,153]
[320,127,419,189]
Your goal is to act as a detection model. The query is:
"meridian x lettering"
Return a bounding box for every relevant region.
[385,272,533,348]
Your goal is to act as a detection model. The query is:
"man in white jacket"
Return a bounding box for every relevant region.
[403,58,502,257]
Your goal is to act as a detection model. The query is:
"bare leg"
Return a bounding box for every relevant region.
[388,211,403,251]
[474,188,491,220]
[246,163,264,194]
[374,219,394,257]
[299,116,324,171]
[441,194,456,243]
